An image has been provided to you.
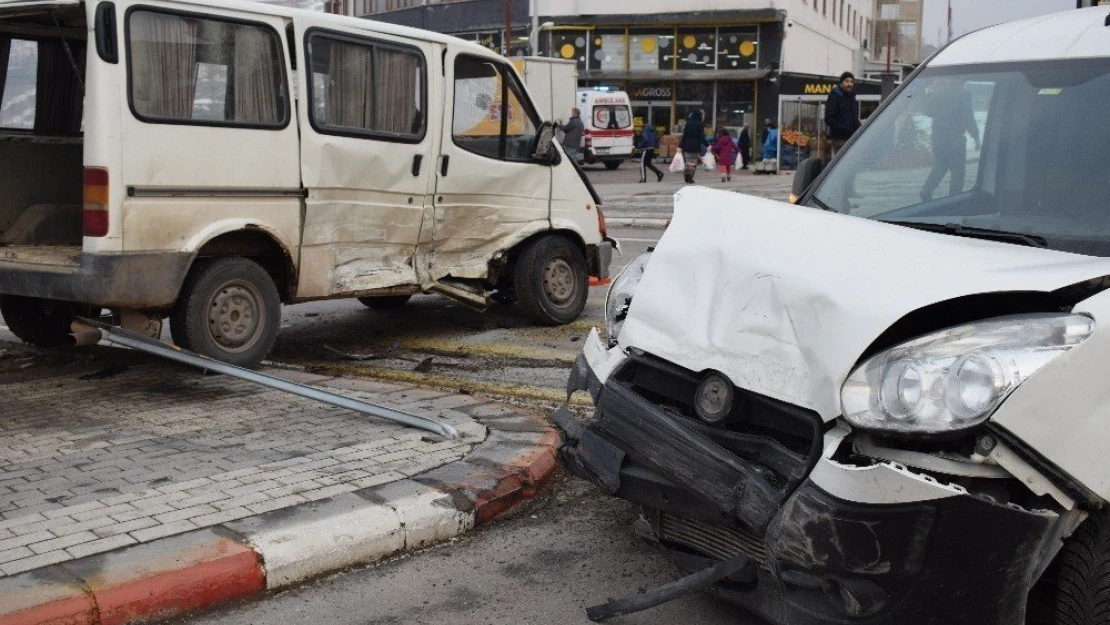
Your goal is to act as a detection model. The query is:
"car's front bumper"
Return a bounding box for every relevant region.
[555,330,1059,625]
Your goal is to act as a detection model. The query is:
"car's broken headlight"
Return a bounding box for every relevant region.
[604,252,651,343]
[841,313,1093,434]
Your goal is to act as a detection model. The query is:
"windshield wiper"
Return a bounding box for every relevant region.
[880,221,1049,248]
[808,195,836,212]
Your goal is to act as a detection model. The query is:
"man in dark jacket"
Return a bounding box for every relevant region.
[737,125,752,169]
[638,125,664,182]
[679,109,709,183]
[824,71,861,163]
[561,108,584,163]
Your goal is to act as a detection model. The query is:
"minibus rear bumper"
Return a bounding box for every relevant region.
[0,251,193,308]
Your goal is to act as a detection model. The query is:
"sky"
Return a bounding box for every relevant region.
[921,0,1076,45]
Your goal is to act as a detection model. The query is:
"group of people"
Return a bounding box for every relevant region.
[566,69,872,185]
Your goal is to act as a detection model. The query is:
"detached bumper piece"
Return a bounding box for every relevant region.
[555,356,1058,625]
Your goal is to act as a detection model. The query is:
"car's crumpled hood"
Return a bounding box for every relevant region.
[618,187,1110,420]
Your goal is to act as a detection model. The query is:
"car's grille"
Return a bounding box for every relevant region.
[659,512,769,569]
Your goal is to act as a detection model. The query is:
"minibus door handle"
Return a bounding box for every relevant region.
[440,155,450,177]
[412,154,423,177]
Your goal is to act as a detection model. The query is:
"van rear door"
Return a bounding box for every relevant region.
[291,15,439,298]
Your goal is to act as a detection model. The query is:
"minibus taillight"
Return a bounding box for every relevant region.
[83,167,110,237]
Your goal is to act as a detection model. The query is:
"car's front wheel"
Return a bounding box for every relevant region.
[1054,508,1110,624]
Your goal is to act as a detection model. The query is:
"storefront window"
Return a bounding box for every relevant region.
[675,28,716,70]
[627,29,674,72]
[715,81,755,131]
[548,29,590,70]
[717,27,760,70]
[590,29,626,71]
[675,81,712,133]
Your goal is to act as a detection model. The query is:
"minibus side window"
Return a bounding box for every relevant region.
[451,54,539,162]
[305,32,426,142]
[127,9,289,128]
[0,37,37,130]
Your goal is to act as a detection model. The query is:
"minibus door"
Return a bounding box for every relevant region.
[424,50,551,283]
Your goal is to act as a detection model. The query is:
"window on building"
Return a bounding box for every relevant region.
[880,3,900,19]
[451,55,539,162]
[307,33,425,140]
[591,29,626,72]
[676,27,716,70]
[823,0,827,17]
[717,28,759,70]
[128,10,287,127]
[0,38,37,130]
[548,29,590,70]
[628,29,675,72]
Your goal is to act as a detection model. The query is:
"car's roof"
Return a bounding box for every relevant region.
[931,6,1110,66]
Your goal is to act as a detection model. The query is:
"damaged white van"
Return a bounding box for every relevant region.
[558,7,1110,625]
[0,0,611,367]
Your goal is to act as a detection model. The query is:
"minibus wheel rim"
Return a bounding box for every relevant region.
[206,279,264,353]
[543,258,577,308]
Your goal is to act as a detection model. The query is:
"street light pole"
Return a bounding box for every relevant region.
[504,0,512,56]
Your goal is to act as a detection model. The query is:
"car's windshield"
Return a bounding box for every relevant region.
[808,59,1110,256]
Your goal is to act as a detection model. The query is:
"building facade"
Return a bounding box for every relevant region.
[327,0,876,145]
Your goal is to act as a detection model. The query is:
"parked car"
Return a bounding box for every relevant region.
[557,7,1110,625]
[0,0,613,368]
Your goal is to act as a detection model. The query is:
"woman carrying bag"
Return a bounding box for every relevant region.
[679,110,709,184]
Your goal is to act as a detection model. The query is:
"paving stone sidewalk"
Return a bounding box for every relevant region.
[0,360,488,577]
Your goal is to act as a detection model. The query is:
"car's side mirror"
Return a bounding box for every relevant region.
[791,157,824,203]
[532,122,561,166]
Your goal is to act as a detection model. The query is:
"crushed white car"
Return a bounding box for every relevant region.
[557,6,1110,624]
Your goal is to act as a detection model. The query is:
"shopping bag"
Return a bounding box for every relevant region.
[702,150,717,170]
[668,152,685,173]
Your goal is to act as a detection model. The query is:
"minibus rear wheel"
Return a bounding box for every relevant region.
[0,295,82,347]
[1054,507,1110,624]
[170,257,280,369]
[514,235,588,325]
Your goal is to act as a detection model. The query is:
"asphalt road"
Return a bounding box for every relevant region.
[175,474,767,625]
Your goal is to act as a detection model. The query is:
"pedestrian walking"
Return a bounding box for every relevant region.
[637,124,664,183]
[737,125,752,169]
[561,108,584,164]
[920,77,981,201]
[823,71,861,163]
[679,109,709,184]
[761,121,778,161]
[711,128,737,182]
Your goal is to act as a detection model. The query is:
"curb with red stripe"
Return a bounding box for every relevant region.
[0,406,561,625]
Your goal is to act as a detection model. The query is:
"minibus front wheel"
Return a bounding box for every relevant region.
[170,257,281,368]
[514,235,588,325]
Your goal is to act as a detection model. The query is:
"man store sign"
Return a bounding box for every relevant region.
[633,85,672,99]
[802,82,835,94]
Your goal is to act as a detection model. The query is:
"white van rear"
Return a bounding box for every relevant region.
[0,0,613,367]
[575,89,633,170]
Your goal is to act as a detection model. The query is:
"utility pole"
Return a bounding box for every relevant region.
[504,0,512,56]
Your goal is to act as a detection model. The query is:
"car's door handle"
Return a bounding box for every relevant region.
[440,155,450,177]
[412,154,423,177]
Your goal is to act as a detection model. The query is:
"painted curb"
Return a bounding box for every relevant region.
[0,404,561,625]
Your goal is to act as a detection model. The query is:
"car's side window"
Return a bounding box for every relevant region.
[452,55,539,162]
[306,31,426,142]
[127,9,289,128]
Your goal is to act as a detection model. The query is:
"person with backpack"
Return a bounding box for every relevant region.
[711,128,738,182]
[637,124,664,183]
[679,109,709,184]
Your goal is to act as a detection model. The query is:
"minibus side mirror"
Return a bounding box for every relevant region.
[791,157,824,203]
[532,122,560,166]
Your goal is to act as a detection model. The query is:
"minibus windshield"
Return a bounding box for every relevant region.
[808,59,1110,256]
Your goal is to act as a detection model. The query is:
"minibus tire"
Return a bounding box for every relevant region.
[514,235,588,325]
[170,258,280,369]
[1054,508,1110,624]
[0,295,80,347]
[604,161,621,171]
[357,295,412,310]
